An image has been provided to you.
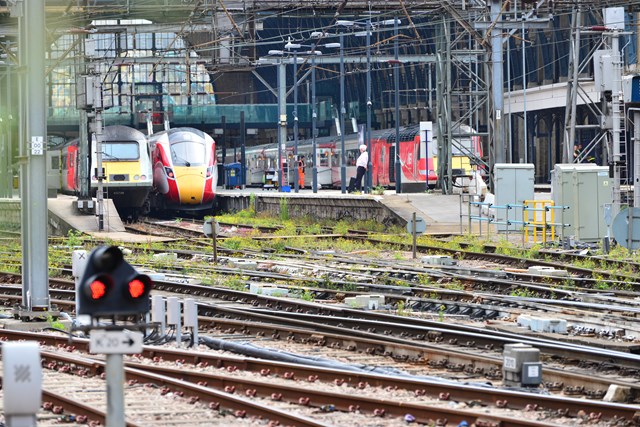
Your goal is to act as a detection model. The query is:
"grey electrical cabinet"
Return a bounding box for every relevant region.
[494,163,535,231]
[552,164,611,242]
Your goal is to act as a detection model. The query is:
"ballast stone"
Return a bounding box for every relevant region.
[604,385,632,403]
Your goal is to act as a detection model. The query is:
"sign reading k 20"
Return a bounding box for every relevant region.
[90,330,143,354]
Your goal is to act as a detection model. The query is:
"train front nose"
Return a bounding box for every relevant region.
[174,167,206,204]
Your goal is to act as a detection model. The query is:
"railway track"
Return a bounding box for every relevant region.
[2,274,640,402]
[1,330,638,426]
[1,222,640,424]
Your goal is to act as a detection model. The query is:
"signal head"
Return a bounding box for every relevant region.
[77,246,153,317]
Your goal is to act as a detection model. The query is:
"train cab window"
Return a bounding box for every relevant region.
[171,141,205,166]
[103,142,140,161]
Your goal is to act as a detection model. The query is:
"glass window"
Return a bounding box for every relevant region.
[319,151,329,167]
[347,149,359,166]
[171,140,205,166]
[103,142,140,161]
[50,155,60,171]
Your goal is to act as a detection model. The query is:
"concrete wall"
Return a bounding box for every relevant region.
[216,193,404,226]
[0,198,79,237]
[0,199,21,232]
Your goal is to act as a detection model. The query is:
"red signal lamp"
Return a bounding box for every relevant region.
[84,275,113,301]
[126,275,152,299]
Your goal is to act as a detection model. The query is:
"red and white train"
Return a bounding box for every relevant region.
[147,127,217,212]
[235,122,483,191]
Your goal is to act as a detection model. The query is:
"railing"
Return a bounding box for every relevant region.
[523,200,570,245]
[460,195,570,246]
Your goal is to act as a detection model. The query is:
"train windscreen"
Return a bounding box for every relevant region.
[171,141,205,166]
[103,142,139,161]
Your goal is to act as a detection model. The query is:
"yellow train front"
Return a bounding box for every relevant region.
[148,127,217,213]
[54,125,153,219]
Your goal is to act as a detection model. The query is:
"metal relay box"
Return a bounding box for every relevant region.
[494,163,535,232]
[552,164,610,242]
[503,343,541,387]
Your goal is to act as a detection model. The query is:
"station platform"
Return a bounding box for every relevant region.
[47,195,170,243]
[216,187,472,234]
[43,188,549,239]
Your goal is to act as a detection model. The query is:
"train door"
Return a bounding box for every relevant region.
[47,149,61,195]
[370,139,389,187]
[65,145,78,192]
[388,145,396,183]
[317,145,335,188]
[399,140,418,183]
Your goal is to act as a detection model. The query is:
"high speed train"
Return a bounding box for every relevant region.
[147,127,217,212]
[58,125,153,217]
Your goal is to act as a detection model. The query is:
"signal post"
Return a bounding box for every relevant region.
[72,246,153,427]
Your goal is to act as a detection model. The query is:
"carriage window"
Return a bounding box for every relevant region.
[50,155,60,171]
[346,149,359,166]
[319,151,329,167]
[103,142,139,161]
[171,141,205,166]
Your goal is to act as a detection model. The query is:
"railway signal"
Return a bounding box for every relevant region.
[77,246,153,317]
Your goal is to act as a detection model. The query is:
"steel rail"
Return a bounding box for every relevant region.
[5,270,640,365]
[6,331,640,424]
[194,305,640,394]
[129,362,613,427]
[361,236,640,286]
[27,275,640,365]
[37,349,330,427]
[0,367,126,427]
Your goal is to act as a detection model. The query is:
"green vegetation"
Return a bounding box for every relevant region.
[510,287,538,298]
[396,300,411,316]
[372,185,386,195]
[443,279,464,291]
[65,229,85,247]
[47,314,66,331]
[279,197,289,221]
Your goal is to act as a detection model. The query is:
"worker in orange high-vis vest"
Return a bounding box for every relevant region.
[298,156,306,189]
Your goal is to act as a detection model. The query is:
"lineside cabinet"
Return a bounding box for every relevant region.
[494,163,535,232]
[552,164,610,242]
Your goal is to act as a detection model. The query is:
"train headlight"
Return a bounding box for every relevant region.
[164,167,175,180]
[140,174,147,180]
[133,174,140,180]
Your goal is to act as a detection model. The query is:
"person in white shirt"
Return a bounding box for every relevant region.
[348,144,368,193]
